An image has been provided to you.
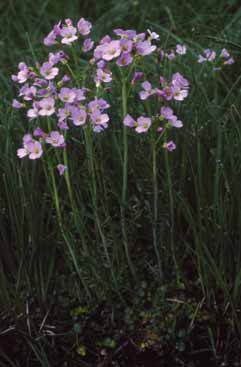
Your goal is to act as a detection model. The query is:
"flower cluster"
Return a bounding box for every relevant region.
[44,18,92,47]
[11,16,235,169]
[122,72,189,150]
[124,115,152,133]
[92,27,158,86]
[198,48,234,69]
[17,134,43,160]
[123,104,184,151]
[167,44,187,60]
[139,72,189,102]
[11,19,162,169]
[11,18,118,169]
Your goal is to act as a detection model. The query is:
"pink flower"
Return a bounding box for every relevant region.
[40,62,59,80]
[96,60,107,69]
[12,62,30,84]
[94,44,106,60]
[114,29,136,39]
[157,73,189,102]
[198,49,216,63]
[220,48,230,58]
[77,18,92,36]
[123,114,136,127]
[160,108,183,128]
[72,88,86,101]
[176,44,186,55]
[58,121,69,130]
[12,99,24,109]
[88,98,110,114]
[131,71,144,85]
[17,148,29,158]
[27,102,40,120]
[173,87,188,101]
[57,164,67,175]
[204,49,216,61]
[59,88,76,103]
[166,50,176,60]
[135,116,151,133]
[38,81,56,98]
[44,22,61,46]
[59,75,71,84]
[197,55,206,63]
[123,115,152,133]
[134,33,146,42]
[101,40,121,61]
[120,39,133,53]
[224,57,234,65]
[34,78,48,88]
[163,141,176,151]
[60,26,78,45]
[136,40,156,56]
[57,105,72,122]
[45,131,65,147]
[44,30,57,47]
[139,81,155,100]
[160,107,174,120]
[28,141,43,159]
[90,110,109,129]
[100,35,112,44]
[33,127,46,137]
[116,53,133,67]
[95,68,112,86]
[220,48,234,65]
[171,73,189,101]
[169,116,183,128]
[147,29,160,40]
[157,126,164,133]
[19,85,37,101]
[48,51,67,65]
[83,38,94,52]
[157,86,174,101]
[17,136,43,160]
[38,97,55,116]
[23,134,33,144]
[71,108,87,126]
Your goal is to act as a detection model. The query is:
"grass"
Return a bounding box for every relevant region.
[0,0,241,365]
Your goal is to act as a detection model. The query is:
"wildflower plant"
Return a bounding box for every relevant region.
[11,17,235,287]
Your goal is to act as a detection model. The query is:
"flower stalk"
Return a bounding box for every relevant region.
[121,77,136,279]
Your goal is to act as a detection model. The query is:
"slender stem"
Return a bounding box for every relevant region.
[164,148,180,283]
[47,160,91,298]
[121,78,136,279]
[152,134,163,280]
[63,147,77,219]
[85,128,111,267]
[122,79,128,204]
[65,62,77,81]
[63,145,87,251]
[46,119,90,296]
[213,77,221,219]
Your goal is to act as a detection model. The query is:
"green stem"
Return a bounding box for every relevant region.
[213,77,222,222]
[122,79,128,204]
[47,160,91,298]
[164,147,180,283]
[66,62,77,81]
[121,78,136,279]
[85,128,112,267]
[46,119,90,297]
[152,134,163,280]
[63,145,87,251]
